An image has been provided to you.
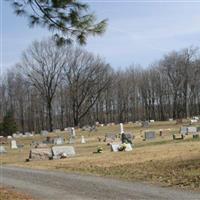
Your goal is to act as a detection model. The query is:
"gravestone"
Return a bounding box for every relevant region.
[25,132,32,137]
[41,130,48,136]
[29,148,52,160]
[11,140,18,149]
[187,127,197,134]
[180,127,188,135]
[0,146,6,154]
[150,120,155,123]
[54,137,64,145]
[193,116,199,120]
[197,127,200,132]
[7,136,12,139]
[120,123,124,134]
[124,143,133,152]
[144,131,156,140]
[71,127,76,137]
[190,119,198,124]
[142,121,149,128]
[52,146,75,159]
[81,136,86,144]
[111,143,120,152]
[169,118,173,121]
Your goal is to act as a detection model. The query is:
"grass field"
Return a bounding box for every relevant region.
[1,120,200,191]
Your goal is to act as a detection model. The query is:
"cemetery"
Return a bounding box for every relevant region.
[0,119,200,190]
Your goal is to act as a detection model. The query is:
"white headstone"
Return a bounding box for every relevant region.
[54,137,64,145]
[180,127,188,135]
[81,136,85,144]
[169,118,173,121]
[41,130,48,136]
[7,136,12,139]
[120,123,124,134]
[124,143,133,152]
[11,140,18,149]
[150,120,155,123]
[111,143,120,152]
[190,119,198,124]
[71,127,76,137]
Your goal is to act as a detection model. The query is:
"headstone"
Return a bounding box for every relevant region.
[0,146,6,154]
[111,143,120,152]
[81,136,85,144]
[69,137,75,144]
[142,121,149,128]
[25,132,32,137]
[54,137,64,145]
[71,127,76,137]
[29,148,52,160]
[11,140,18,149]
[150,120,155,123]
[52,146,75,158]
[120,123,124,134]
[41,130,49,136]
[124,143,133,152]
[187,127,197,133]
[7,136,12,139]
[169,118,173,121]
[190,119,198,124]
[54,129,61,133]
[180,127,188,135]
[193,116,199,120]
[197,127,200,132]
[144,131,156,140]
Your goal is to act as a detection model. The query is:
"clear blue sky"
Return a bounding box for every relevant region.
[1,0,200,73]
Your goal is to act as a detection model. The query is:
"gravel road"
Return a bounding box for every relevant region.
[0,166,199,200]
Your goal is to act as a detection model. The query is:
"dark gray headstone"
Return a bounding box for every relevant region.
[144,131,156,140]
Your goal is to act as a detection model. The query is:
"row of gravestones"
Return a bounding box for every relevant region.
[180,126,200,135]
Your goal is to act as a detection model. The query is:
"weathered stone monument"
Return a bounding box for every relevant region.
[81,136,86,144]
[41,130,48,136]
[11,140,18,149]
[54,137,64,145]
[142,121,149,128]
[144,131,156,140]
[120,123,124,134]
[187,127,197,134]
[0,146,6,154]
[180,127,188,135]
[29,148,52,160]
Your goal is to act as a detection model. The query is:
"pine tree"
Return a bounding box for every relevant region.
[7,0,107,45]
[2,111,17,136]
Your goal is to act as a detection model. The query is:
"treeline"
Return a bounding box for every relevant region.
[1,39,200,133]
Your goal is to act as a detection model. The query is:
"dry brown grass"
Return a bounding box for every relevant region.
[0,187,34,200]
[1,121,200,190]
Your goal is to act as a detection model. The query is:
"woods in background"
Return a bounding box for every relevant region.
[1,39,200,133]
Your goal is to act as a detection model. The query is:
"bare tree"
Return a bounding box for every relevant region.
[19,39,66,131]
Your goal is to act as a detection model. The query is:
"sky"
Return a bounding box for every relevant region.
[1,0,200,74]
